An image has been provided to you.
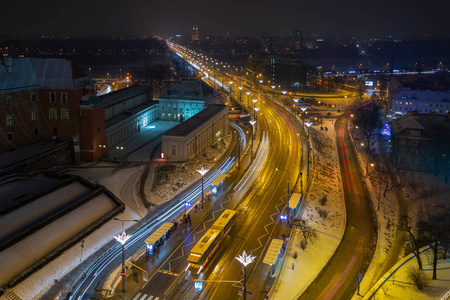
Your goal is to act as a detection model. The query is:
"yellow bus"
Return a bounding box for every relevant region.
[187,209,237,273]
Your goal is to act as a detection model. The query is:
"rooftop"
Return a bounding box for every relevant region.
[163,104,228,137]
[391,111,450,136]
[158,78,220,101]
[99,85,153,108]
[0,57,93,93]
[393,89,450,102]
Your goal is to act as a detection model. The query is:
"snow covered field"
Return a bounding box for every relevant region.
[272,119,346,299]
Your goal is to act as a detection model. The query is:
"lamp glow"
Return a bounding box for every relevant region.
[235,251,256,267]
[305,121,313,127]
[114,231,131,245]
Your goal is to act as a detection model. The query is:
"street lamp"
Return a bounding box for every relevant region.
[282,90,287,107]
[235,251,256,300]
[238,86,243,103]
[113,218,138,294]
[276,168,290,224]
[300,107,308,126]
[249,120,256,163]
[246,91,251,107]
[99,144,106,160]
[293,98,299,115]
[197,166,209,210]
[352,224,365,296]
[271,85,276,103]
[259,80,263,103]
[229,81,233,93]
[305,122,313,178]
[252,99,258,131]
[116,146,124,163]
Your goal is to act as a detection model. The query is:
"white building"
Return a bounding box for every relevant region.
[158,79,221,122]
[391,89,450,117]
[162,104,229,161]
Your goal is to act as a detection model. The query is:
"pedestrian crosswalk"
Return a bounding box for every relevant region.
[132,292,161,300]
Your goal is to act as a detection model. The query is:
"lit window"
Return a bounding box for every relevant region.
[6,114,14,127]
[31,110,38,121]
[49,109,57,120]
[61,109,69,120]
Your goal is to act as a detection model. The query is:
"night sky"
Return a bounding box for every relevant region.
[1,0,448,39]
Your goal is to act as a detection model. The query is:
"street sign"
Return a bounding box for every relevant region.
[247,291,253,295]
[120,271,125,277]
[358,273,363,282]
[265,295,269,299]
[238,289,242,296]
[194,282,203,290]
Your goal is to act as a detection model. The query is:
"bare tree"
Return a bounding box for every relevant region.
[294,218,318,246]
[398,215,423,270]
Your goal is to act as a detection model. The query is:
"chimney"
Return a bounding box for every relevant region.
[3,54,12,74]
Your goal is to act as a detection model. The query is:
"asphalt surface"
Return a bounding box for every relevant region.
[299,113,377,300]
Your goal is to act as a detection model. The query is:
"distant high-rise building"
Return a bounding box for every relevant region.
[290,30,304,52]
[192,25,199,41]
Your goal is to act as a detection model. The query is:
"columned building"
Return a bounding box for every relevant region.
[162,104,229,161]
[158,79,221,122]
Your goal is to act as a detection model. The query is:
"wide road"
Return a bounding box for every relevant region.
[133,46,306,299]
[300,113,377,300]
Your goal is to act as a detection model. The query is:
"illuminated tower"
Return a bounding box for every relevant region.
[192,25,199,41]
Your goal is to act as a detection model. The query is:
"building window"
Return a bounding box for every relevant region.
[412,140,418,146]
[6,96,12,105]
[49,109,57,120]
[31,110,38,121]
[7,132,13,141]
[61,93,68,104]
[61,109,69,120]
[31,93,37,101]
[98,126,101,132]
[80,109,87,116]
[412,159,416,164]
[6,114,14,127]
[171,145,176,156]
[35,128,39,135]
[50,92,56,103]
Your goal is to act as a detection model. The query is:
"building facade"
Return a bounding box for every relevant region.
[391,89,450,117]
[391,111,450,174]
[158,79,221,122]
[0,56,96,163]
[162,104,229,161]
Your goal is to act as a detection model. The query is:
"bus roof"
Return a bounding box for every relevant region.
[211,209,236,230]
[190,228,221,255]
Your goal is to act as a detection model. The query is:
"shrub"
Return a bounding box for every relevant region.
[319,195,328,206]
[318,209,328,218]
[300,239,307,250]
[293,251,298,259]
[407,267,430,290]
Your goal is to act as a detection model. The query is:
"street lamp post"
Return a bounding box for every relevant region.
[352,224,365,296]
[300,107,307,126]
[282,90,287,106]
[305,122,313,178]
[229,81,233,94]
[238,86,243,103]
[246,91,250,107]
[293,98,299,116]
[249,120,256,163]
[276,168,290,224]
[259,79,263,103]
[252,99,258,131]
[99,144,106,160]
[197,166,209,210]
[271,85,276,103]
[116,146,123,163]
[113,218,138,294]
[235,251,256,300]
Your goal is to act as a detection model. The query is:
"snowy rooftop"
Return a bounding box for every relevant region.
[99,85,153,108]
[163,104,228,137]
[0,57,94,92]
[393,89,450,102]
[158,78,220,101]
[391,111,450,135]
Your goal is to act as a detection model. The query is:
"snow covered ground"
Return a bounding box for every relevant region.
[272,118,346,299]
[364,247,450,300]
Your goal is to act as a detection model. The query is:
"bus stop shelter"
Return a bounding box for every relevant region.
[145,222,173,255]
[210,173,227,194]
[263,238,284,276]
[289,193,302,218]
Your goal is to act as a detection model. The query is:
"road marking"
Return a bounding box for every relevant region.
[140,295,149,300]
[132,293,142,300]
[157,269,179,277]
